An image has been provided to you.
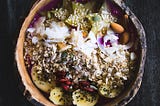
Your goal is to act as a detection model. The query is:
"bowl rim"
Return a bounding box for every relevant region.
[15,0,147,106]
[16,0,56,106]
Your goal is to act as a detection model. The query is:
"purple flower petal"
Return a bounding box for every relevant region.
[98,37,104,45]
[105,40,112,47]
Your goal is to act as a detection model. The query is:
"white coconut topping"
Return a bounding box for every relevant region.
[32,36,38,44]
[34,17,46,35]
[29,18,70,43]
[130,52,136,60]
[27,28,35,33]
[27,17,45,35]
[88,31,97,43]
[45,21,70,42]
[71,29,98,58]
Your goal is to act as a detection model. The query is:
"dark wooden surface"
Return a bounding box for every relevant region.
[0,0,160,106]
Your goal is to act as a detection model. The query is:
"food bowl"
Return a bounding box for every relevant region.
[15,0,146,106]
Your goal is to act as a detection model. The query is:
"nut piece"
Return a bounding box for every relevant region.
[124,14,128,20]
[57,42,66,49]
[120,32,130,44]
[82,31,88,38]
[110,22,124,33]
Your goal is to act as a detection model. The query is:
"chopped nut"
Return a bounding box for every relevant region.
[57,42,66,50]
[82,31,88,38]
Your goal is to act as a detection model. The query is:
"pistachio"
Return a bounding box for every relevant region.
[110,22,124,33]
[47,11,52,19]
[120,32,130,44]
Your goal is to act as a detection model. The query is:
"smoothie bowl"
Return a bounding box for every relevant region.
[15,0,146,106]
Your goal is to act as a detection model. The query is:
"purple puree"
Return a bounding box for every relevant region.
[29,14,41,28]
[29,0,61,28]
[106,0,123,17]
[74,0,90,3]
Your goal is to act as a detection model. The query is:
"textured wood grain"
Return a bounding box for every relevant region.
[0,0,160,106]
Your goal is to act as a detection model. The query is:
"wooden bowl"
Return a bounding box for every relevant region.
[15,0,147,106]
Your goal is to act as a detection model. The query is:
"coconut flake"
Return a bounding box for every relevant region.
[45,21,70,42]
[32,36,38,44]
[27,28,35,33]
[123,42,133,50]
[130,52,136,60]
[71,29,98,58]
[34,17,46,35]
[88,31,97,43]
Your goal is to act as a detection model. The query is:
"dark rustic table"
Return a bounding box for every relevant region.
[0,0,160,106]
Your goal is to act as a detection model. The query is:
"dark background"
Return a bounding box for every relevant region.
[0,0,160,106]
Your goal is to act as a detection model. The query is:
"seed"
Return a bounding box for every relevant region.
[65,81,72,85]
[79,81,90,86]
[55,71,66,78]
[59,78,72,85]
[59,78,68,82]
[47,12,52,19]
[80,98,84,100]
[110,22,124,33]
[83,87,94,92]
[62,85,70,91]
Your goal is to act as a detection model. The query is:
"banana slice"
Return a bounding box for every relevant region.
[49,87,72,106]
[108,88,121,98]
[98,83,121,98]
[72,89,99,106]
[31,66,56,93]
[98,83,110,98]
